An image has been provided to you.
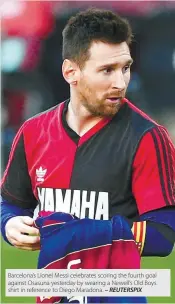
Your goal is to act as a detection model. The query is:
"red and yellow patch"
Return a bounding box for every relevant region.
[132,221,146,255]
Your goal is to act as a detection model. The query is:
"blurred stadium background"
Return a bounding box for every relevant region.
[1,1,175,303]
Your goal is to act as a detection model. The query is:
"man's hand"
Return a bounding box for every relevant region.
[5,216,40,251]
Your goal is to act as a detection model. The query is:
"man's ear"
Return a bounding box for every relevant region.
[62,59,79,85]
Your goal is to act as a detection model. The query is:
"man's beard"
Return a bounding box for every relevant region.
[78,79,123,117]
[82,98,122,118]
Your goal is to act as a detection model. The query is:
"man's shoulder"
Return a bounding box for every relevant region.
[22,101,66,131]
[124,98,160,135]
[125,98,158,125]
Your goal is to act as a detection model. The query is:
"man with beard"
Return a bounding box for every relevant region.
[1,6,175,272]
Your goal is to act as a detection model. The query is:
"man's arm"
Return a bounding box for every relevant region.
[132,125,175,256]
[1,125,40,249]
[1,124,38,208]
[132,207,175,256]
[1,196,34,244]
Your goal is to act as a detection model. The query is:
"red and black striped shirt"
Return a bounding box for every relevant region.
[1,98,175,222]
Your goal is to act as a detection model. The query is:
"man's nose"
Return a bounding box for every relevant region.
[112,71,126,91]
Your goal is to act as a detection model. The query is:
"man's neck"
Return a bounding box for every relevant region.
[66,100,103,137]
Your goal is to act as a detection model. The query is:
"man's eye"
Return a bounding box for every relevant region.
[123,65,130,73]
[103,67,113,74]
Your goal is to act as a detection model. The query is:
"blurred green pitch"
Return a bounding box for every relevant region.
[1,238,175,303]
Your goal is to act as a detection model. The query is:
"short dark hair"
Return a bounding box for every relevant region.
[62,8,133,68]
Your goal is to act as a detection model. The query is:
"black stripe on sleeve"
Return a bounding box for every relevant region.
[159,128,175,204]
[156,127,175,204]
[157,128,175,205]
[150,129,170,206]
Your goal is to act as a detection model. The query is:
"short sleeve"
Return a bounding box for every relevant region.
[132,126,175,215]
[1,125,38,209]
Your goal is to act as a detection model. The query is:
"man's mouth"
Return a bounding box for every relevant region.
[106,97,122,103]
